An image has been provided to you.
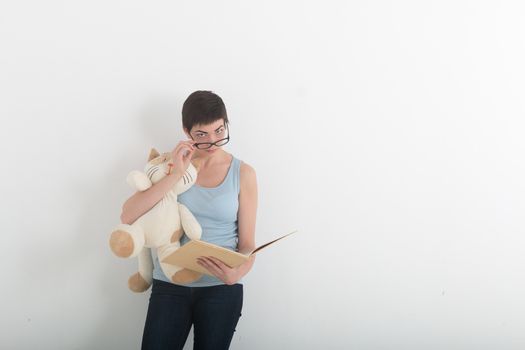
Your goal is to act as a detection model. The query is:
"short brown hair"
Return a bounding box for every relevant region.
[182,90,229,132]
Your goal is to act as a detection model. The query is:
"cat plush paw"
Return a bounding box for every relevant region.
[128,272,152,292]
[126,170,152,191]
[171,269,203,284]
[109,224,145,258]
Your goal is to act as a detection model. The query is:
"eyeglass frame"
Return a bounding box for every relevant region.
[189,123,230,149]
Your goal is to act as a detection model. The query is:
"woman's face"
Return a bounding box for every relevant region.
[184,119,228,156]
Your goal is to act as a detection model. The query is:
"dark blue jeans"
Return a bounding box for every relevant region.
[141,279,243,350]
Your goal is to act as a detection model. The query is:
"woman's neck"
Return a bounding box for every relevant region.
[193,149,230,168]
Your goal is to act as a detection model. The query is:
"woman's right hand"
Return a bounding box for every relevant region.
[171,140,196,176]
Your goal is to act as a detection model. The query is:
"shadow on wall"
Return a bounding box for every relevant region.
[21,94,223,348]
[84,96,191,348]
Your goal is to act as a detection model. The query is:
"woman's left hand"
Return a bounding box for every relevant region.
[197,256,241,285]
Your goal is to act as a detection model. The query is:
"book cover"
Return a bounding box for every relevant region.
[162,230,297,276]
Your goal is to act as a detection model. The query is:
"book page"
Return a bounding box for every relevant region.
[250,230,298,255]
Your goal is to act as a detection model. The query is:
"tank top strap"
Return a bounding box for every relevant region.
[230,156,241,195]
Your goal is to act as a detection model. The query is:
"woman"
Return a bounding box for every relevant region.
[120,90,258,349]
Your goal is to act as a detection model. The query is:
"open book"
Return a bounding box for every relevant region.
[162,230,298,276]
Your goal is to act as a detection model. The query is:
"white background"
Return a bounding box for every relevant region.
[1,1,524,349]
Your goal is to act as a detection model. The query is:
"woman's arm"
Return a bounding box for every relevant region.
[120,140,196,225]
[120,169,184,225]
[197,161,258,284]
[235,161,258,277]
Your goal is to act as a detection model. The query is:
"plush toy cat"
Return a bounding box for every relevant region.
[109,148,203,292]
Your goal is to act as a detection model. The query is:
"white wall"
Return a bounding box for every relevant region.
[2,1,525,349]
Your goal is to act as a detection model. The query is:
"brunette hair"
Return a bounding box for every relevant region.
[182,90,229,132]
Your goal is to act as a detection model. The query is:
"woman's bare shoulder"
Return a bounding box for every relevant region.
[239,160,257,187]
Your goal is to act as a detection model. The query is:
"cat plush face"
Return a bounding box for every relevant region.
[145,148,199,194]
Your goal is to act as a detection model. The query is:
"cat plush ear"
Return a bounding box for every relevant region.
[148,148,160,162]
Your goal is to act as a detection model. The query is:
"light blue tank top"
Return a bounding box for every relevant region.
[152,155,242,287]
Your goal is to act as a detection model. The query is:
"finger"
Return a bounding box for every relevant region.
[176,145,193,157]
[197,257,214,266]
[196,260,214,275]
[202,257,224,273]
[172,144,185,155]
[173,141,194,152]
[182,149,196,160]
[207,256,230,270]
[181,140,195,147]
[184,146,196,155]
[204,257,227,272]
[178,142,194,150]
[198,256,217,268]
[198,258,223,276]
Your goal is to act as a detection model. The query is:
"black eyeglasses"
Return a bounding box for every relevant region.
[191,124,230,149]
